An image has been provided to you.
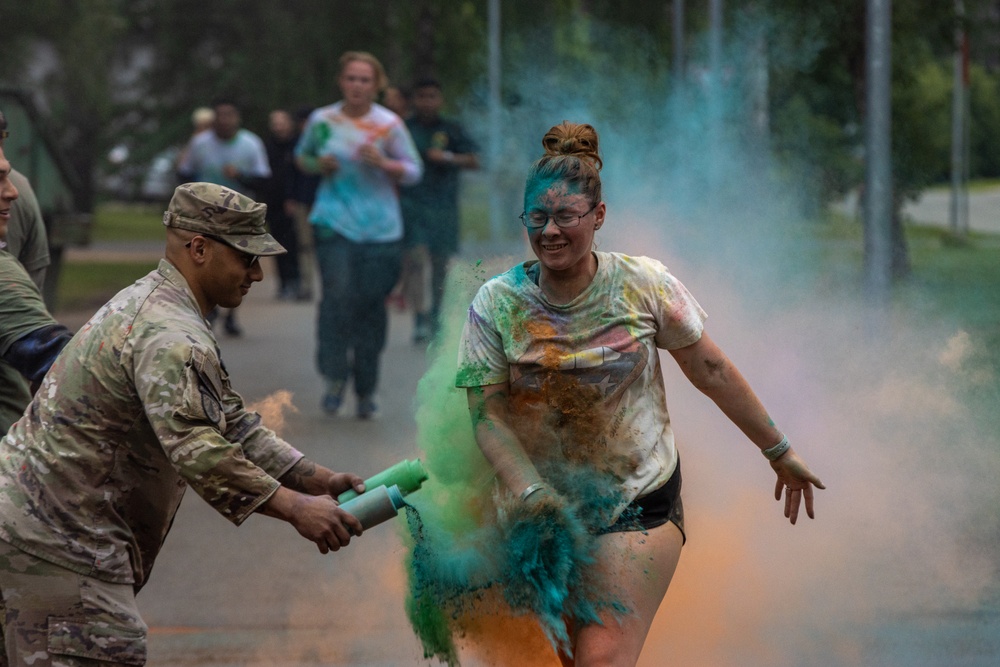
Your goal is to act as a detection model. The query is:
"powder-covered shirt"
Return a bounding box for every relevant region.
[0,259,302,588]
[295,101,422,243]
[456,252,707,507]
[176,128,272,196]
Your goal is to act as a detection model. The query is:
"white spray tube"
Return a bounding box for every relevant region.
[338,484,406,531]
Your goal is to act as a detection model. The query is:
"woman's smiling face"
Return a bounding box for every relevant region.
[523,175,604,275]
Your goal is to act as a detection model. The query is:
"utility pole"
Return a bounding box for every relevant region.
[487,0,503,242]
[708,0,723,186]
[672,0,685,83]
[864,0,893,304]
[709,0,723,79]
[949,0,970,237]
[747,2,770,156]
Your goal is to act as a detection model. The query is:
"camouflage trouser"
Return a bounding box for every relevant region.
[0,540,147,665]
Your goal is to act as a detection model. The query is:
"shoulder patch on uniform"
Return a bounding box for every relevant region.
[190,346,224,402]
[189,345,225,427]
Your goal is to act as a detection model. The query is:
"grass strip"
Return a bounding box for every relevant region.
[56,260,157,313]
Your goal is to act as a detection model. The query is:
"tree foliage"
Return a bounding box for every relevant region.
[1,0,998,232]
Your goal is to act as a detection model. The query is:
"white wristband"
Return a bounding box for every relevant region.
[762,435,790,461]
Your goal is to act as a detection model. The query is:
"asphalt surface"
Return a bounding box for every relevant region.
[838,184,1000,235]
[56,244,532,667]
[134,280,434,667]
[904,185,1000,234]
[48,195,1000,665]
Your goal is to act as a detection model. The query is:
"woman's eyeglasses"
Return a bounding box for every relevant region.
[519,203,597,230]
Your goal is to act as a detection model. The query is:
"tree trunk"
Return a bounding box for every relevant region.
[413,2,436,79]
[384,0,404,84]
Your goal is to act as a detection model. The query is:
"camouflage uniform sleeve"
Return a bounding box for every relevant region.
[237,424,305,480]
[133,337,301,525]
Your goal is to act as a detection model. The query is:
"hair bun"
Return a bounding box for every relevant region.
[541,121,603,170]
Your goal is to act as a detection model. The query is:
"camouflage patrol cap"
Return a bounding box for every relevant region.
[162,182,286,256]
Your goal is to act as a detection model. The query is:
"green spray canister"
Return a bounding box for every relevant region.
[337,458,428,504]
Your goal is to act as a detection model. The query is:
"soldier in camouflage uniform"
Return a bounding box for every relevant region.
[0,182,367,666]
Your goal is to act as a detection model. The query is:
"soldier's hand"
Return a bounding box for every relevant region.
[260,484,363,552]
[326,472,365,499]
[290,494,363,553]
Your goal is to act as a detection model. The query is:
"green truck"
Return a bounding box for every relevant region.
[1,86,92,307]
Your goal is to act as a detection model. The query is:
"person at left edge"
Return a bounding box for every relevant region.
[0,112,72,437]
[0,182,366,666]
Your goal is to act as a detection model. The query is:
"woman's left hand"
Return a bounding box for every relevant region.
[770,448,825,524]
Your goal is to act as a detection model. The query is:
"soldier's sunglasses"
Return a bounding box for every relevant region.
[185,234,260,268]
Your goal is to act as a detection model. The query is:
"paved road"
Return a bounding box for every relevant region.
[136,281,433,667]
[63,267,448,665]
[838,185,1000,235]
[56,246,531,667]
[904,185,1000,234]
[49,227,999,666]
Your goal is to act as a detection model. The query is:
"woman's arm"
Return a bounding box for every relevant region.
[467,383,546,499]
[669,332,825,523]
[669,332,781,447]
[375,122,422,185]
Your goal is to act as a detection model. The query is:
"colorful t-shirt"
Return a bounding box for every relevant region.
[0,259,302,588]
[295,101,422,243]
[176,128,272,196]
[456,252,707,508]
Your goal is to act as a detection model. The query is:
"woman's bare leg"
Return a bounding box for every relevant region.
[569,521,683,667]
